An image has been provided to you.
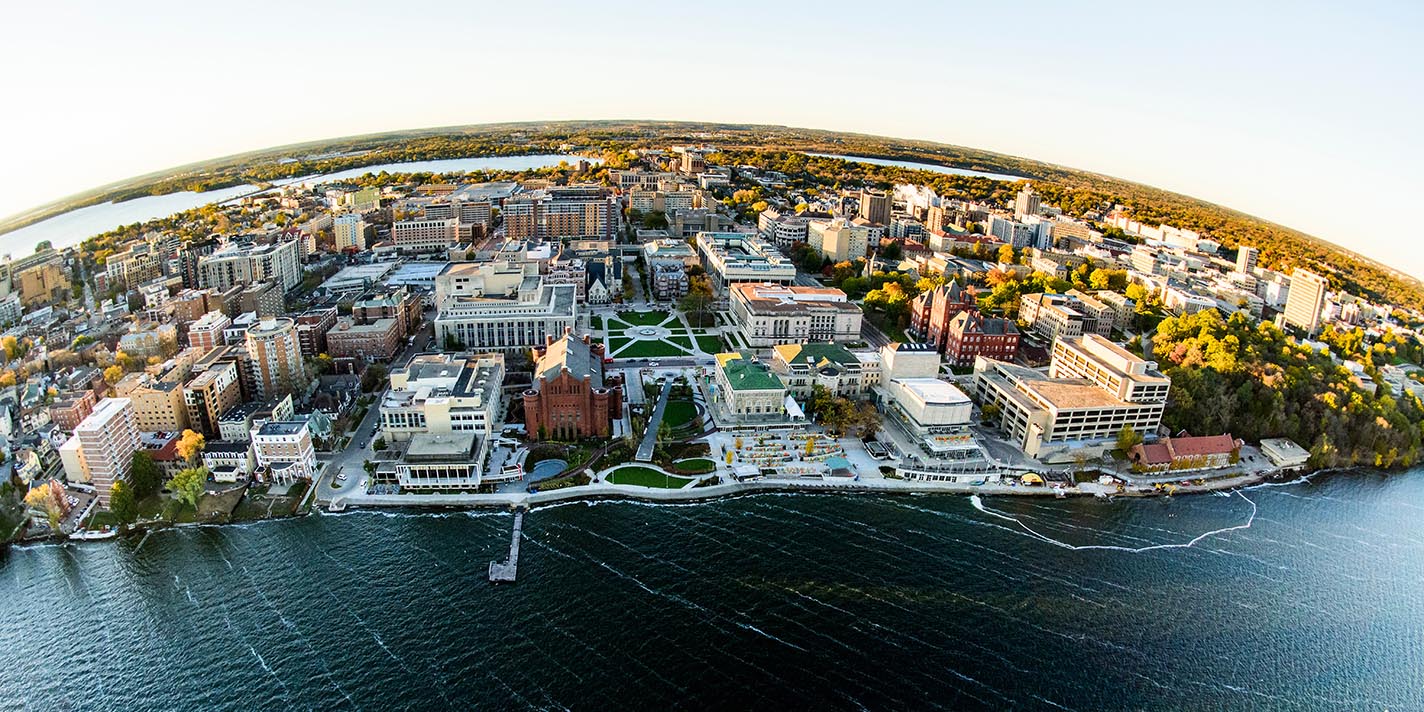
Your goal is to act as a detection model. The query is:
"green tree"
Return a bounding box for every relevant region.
[109,481,137,524]
[129,450,163,499]
[1116,425,1144,453]
[169,467,207,509]
[361,364,389,393]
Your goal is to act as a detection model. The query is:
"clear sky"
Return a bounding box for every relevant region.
[1,1,1420,278]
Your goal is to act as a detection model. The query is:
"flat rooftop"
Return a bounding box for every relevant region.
[894,377,971,405]
[406,432,478,461]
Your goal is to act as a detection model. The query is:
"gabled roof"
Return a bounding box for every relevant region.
[536,334,602,388]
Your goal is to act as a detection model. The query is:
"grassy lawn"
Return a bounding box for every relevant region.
[619,310,671,326]
[607,336,630,352]
[663,399,698,428]
[605,316,632,331]
[590,315,603,331]
[694,335,725,353]
[618,340,687,358]
[606,466,692,489]
[673,458,716,474]
[668,335,693,348]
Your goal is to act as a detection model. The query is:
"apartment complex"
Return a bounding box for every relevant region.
[245,318,307,398]
[504,186,618,241]
[807,218,871,262]
[251,421,317,484]
[326,317,402,361]
[183,361,242,438]
[129,380,190,433]
[1283,267,1329,335]
[187,310,232,350]
[333,214,369,251]
[730,283,863,347]
[199,239,301,292]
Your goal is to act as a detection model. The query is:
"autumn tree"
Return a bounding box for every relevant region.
[24,481,69,531]
[175,429,206,465]
[109,481,137,524]
[103,365,124,385]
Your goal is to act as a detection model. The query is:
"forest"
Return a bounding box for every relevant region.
[1150,309,1423,469]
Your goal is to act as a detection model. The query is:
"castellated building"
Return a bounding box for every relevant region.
[523,332,623,440]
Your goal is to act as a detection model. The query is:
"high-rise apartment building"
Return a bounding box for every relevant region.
[1013,186,1041,218]
[245,318,306,398]
[858,190,891,226]
[334,214,368,251]
[1236,245,1259,274]
[65,398,141,508]
[188,310,232,350]
[1283,268,1329,335]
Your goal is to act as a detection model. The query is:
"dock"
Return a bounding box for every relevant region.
[488,510,523,583]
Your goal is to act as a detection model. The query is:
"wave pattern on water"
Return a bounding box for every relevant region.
[1,471,1422,710]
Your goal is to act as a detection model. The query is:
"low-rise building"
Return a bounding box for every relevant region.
[711,352,790,424]
[942,311,1020,367]
[769,343,874,399]
[434,279,577,352]
[251,420,317,484]
[1129,434,1241,473]
[695,232,795,294]
[326,317,402,362]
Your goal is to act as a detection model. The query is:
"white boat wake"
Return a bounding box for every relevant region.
[969,492,1257,553]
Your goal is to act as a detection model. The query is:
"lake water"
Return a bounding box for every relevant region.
[0,154,597,258]
[2,469,1421,710]
[808,153,1028,182]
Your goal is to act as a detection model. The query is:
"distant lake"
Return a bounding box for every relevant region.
[807,152,1028,181]
[0,154,598,258]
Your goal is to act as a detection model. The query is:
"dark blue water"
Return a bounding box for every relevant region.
[2,470,1422,710]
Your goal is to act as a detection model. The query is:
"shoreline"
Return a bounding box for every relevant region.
[11,465,1356,548]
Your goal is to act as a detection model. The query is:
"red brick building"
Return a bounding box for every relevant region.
[49,390,97,432]
[523,333,622,440]
[353,289,423,339]
[327,317,402,362]
[910,281,978,350]
[943,311,1020,367]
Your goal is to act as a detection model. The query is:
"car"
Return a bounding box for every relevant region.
[649,361,660,367]
[359,440,368,449]
[335,473,348,483]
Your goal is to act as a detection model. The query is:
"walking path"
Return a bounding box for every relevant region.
[636,381,671,461]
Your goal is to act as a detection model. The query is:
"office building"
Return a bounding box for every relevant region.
[392,218,458,254]
[974,335,1170,462]
[807,218,871,262]
[380,353,505,443]
[1283,268,1329,335]
[942,311,1020,367]
[434,279,577,351]
[769,343,875,399]
[695,232,796,294]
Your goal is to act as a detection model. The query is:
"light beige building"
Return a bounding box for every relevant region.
[380,353,505,442]
[808,218,870,262]
[730,283,864,347]
[130,380,190,433]
[974,334,1170,462]
[392,218,458,254]
[63,398,141,507]
[1283,268,1328,335]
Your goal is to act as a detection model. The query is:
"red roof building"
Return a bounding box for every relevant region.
[1129,434,1242,473]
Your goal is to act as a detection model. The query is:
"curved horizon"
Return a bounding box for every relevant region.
[1,119,1419,288]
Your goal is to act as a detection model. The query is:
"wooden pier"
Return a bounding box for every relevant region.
[488,510,523,583]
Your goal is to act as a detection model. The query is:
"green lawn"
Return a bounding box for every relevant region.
[605,317,633,331]
[619,310,671,326]
[617,340,687,358]
[673,458,716,474]
[694,335,725,353]
[663,399,698,428]
[607,336,630,352]
[606,466,692,489]
[590,315,603,330]
[668,335,693,348]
